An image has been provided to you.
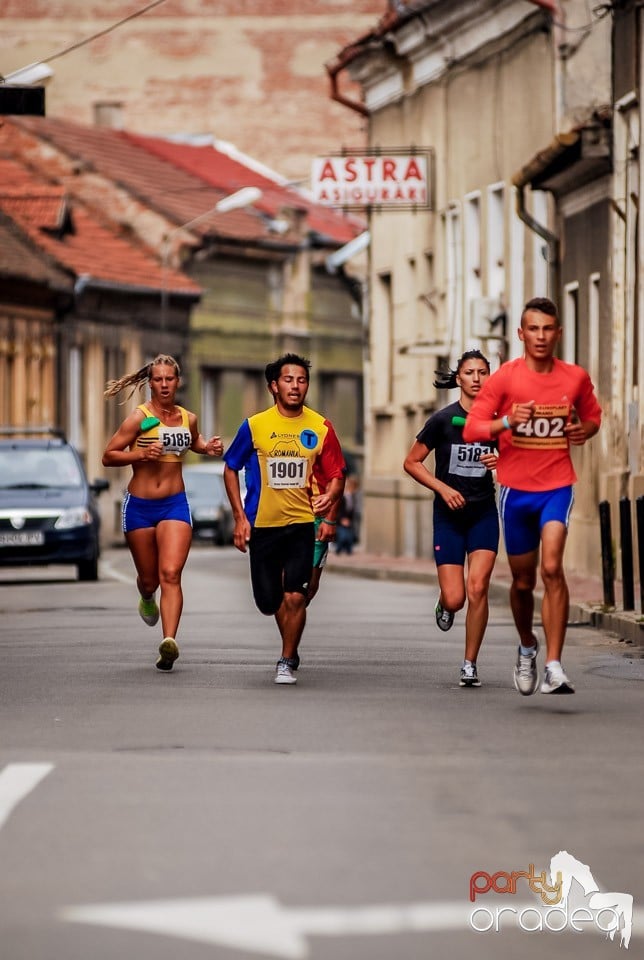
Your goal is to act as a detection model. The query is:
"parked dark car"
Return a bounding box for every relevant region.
[0,427,109,581]
[183,463,235,545]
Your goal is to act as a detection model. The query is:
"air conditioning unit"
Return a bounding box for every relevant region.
[469,297,502,338]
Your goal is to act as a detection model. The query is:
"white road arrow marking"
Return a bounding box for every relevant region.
[61,894,644,957]
[60,896,495,958]
[0,762,53,832]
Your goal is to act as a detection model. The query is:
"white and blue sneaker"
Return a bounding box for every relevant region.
[513,635,539,696]
[275,658,297,685]
[541,662,575,694]
[435,597,455,632]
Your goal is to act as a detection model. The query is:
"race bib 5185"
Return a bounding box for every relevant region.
[159,427,192,455]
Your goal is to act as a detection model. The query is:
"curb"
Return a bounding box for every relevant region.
[327,560,644,648]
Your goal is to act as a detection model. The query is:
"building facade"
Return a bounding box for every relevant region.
[331,0,624,578]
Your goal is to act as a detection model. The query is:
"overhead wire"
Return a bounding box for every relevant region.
[2,0,169,79]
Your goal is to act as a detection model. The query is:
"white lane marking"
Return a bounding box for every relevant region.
[0,762,54,831]
[60,894,644,958]
[98,559,133,585]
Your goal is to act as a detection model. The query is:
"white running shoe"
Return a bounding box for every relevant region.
[541,662,575,694]
[513,635,539,696]
[275,659,297,685]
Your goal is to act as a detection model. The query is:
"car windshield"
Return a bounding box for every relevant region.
[0,447,84,490]
[184,471,226,503]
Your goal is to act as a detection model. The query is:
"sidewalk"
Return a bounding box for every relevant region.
[326,547,644,648]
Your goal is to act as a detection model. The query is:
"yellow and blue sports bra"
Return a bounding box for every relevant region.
[135,403,192,462]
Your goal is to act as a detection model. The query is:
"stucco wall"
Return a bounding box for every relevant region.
[0,1,384,182]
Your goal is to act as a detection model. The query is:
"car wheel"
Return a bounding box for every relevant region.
[78,553,99,581]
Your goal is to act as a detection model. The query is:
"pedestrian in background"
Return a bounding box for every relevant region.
[224,353,345,685]
[103,354,223,671]
[403,350,499,687]
[463,297,602,695]
[334,477,358,555]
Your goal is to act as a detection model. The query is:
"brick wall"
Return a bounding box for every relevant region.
[1,1,385,182]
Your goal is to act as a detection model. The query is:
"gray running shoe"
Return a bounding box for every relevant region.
[275,658,297,685]
[459,663,481,687]
[541,663,575,694]
[435,598,454,632]
[513,636,539,696]
[156,637,179,671]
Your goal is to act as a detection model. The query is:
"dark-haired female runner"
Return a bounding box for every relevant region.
[403,350,498,687]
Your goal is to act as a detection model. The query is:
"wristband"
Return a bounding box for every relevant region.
[502,415,511,430]
[321,518,337,525]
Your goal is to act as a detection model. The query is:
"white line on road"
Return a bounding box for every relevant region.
[0,762,54,831]
[98,559,133,585]
[60,894,644,957]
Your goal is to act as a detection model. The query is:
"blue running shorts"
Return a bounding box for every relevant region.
[499,485,574,556]
[433,499,499,567]
[122,491,192,533]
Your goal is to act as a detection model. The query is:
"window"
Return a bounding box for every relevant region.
[509,190,525,359]
[588,273,600,387]
[375,272,393,406]
[563,282,579,363]
[445,205,462,344]
[487,184,505,303]
[67,346,83,449]
[464,193,482,305]
[201,368,265,440]
[320,374,363,448]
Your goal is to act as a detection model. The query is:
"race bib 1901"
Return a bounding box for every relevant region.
[267,457,307,488]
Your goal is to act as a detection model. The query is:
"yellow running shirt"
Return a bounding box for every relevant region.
[224,405,345,527]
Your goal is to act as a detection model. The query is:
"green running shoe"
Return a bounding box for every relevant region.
[138,595,159,627]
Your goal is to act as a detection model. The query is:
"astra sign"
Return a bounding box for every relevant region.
[311,150,432,209]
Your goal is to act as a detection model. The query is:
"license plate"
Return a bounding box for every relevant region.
[0,531,46,547]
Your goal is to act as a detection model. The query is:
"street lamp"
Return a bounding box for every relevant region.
[160,186,262,328]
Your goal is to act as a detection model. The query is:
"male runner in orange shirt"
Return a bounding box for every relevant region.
[463,298,602,695]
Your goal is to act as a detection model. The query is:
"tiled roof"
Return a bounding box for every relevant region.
[0,156,201,297]
[0,210,71,290]
[8,116,280,245]
[8,116,363,247]
[125,134,364,245]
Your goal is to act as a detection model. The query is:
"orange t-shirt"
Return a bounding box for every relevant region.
[462,358,602,491]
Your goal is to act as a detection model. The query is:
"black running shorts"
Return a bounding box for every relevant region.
[249,523,315,615]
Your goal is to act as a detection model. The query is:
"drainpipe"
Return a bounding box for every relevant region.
[511,129,581,301]
[326,50,370,118]
[513,182,560,300]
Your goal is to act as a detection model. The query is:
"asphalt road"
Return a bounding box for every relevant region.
[0,545,642,960]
